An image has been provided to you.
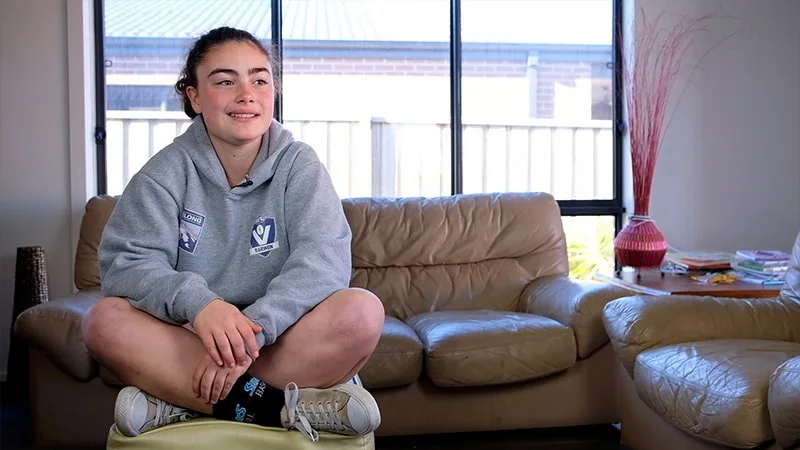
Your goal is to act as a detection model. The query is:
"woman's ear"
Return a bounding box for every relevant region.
[186,86,202,115]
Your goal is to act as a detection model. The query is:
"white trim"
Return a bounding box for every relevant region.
[67,0,97,293]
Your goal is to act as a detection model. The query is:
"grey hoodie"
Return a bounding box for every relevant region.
[99,117,352,347]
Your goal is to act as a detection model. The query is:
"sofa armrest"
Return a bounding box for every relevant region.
[13,289,103,381]
[522,275,632,358]
[769,356,800,449]
[603,294,800,376]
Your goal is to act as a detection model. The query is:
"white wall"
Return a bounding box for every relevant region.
[640,0,800,253]
[0,0,77,381]
[0,0,799,380]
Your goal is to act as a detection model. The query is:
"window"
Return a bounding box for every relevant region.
[280,1,451,198]
[95,0,623,279]
[97,0,272,194]
[562,216,616,278]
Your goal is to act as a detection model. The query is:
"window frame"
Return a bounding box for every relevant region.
[92,0,625,233]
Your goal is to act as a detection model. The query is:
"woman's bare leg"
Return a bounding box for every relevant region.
[82,298,215,414]
[82,288,384,413]
[249,288,384,389]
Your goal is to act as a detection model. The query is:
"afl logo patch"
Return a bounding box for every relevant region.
[250,215,279,257]
[178,208,205,254]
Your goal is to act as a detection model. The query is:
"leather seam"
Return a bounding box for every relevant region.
[425,332,575,356]
[371,350,421,356]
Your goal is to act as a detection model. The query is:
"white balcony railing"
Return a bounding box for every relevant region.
[105,111,614,199]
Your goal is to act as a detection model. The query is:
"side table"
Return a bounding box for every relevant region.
[594,268,782,299]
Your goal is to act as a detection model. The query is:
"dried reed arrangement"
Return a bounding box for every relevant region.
[614,8,735,269]
[622,9,720,215]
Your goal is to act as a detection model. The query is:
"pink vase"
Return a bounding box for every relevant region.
[613,215,668,268]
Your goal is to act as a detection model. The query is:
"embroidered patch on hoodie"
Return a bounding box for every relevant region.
[250,215,280,257]
[178,208,205,254]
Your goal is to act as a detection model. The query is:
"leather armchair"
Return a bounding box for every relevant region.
[602,232,800,450]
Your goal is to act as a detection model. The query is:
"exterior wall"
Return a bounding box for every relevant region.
[536,61,592,118]
[105,53,601,119]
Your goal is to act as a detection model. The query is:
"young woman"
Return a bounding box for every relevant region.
[82,26,385,442]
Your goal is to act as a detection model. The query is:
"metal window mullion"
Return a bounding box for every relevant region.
[612,0,625,227]
[94,0,107,195]
[449,0,462,195]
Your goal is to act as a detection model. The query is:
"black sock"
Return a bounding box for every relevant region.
[212,373,284,427]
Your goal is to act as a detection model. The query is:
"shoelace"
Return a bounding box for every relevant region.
[152,398,195,429]
[283,383,349,441]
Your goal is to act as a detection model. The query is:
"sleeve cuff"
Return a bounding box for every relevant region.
[177,285,220,324]
[254,331,267,349]
[242,331,268,360]
[241,306,276,347]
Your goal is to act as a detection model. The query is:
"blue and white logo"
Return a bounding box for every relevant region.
[234,404,247,422]
[243,377,259,396]
[250,215,279,257]
[178,208,205,254]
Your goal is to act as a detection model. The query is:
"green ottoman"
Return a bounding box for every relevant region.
[107,418,375,450]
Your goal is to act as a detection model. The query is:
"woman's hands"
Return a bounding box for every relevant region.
[192,299,262,367]
[193,352,252,404]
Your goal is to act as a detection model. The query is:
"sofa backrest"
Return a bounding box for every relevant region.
[344,192,568,318]
[75,195,118,290]
[75,192,569,318]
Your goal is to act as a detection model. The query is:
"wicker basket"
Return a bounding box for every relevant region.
[14,245,50,309]
[8,246,50,403]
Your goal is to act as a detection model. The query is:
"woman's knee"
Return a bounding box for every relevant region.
[332,288,385,348]
[82,296,132,353]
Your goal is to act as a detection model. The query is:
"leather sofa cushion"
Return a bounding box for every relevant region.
[407,310,576,387]
[769,356,800,449]
[359,316,423,389]
[14,290,104,381]
[635,339,800,448]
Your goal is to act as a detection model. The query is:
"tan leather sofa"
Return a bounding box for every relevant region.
[603,232,800,450]
[16,191,630,448]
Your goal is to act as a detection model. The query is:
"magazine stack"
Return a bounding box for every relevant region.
[731,250,791,286]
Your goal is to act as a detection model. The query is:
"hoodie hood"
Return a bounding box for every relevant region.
[174,117,296,193]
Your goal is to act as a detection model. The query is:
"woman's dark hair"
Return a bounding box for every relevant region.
[175,26,281,118]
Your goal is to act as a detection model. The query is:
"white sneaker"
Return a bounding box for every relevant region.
[280,382,380,442]
[115,386,198,436]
